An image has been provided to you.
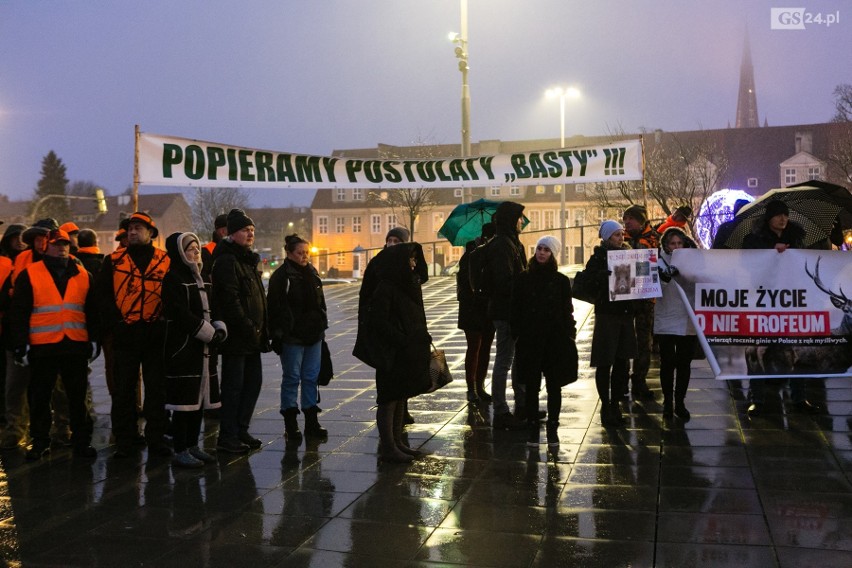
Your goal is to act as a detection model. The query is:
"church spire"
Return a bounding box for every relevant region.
[735,29,759,128]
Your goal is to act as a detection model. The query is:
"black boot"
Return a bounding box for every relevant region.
[545,420,559,447]
[663,398,674,419]
[303,407,328,439]
[282,408,303,443]
[609,401,625,426]
[674,400,691,422]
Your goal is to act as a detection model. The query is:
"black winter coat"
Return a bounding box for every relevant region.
[742,220,805,250]
[162,233,221,410]
[584,243,634,316]
[210,238,269,355]
[456,241,492,332]
[487,201,528,321]
[267,258,328,347]
[364,243,432,403]
[511,262,578,387]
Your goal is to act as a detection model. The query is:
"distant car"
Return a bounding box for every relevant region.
[441,261,460,276]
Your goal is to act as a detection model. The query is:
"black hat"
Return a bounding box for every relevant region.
[385,227,410,243]
[674,205,693,218]
[214,213,229,229]
[22,218,60,245]
[623,204,648,224]
[226,208,255,235]
[765,200,789,219]
[128,211,159,239]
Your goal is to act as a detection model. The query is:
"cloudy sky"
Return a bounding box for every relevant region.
[1,0,849,208]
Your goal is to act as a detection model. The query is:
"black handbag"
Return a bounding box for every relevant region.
[571,269,601,304]
[318,340,334,386]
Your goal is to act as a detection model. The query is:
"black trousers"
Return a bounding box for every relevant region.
[657,334,696,402]
[110,322,167,446]
[28,354,92,446]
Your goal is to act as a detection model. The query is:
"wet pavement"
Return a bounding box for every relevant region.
[1,277,851,567]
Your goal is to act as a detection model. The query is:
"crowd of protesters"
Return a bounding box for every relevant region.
[0,195,833,468]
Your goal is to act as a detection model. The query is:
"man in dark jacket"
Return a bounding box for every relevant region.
[74,229,104,276]
[210,209,269,453]
[622,204,658,400]
[95,212,172,458]
[8,229,98,460]
[486,201,529,429]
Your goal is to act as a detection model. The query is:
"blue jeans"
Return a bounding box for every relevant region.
[219,353,262,440]
[280,341,321,411]
[492,320,524,415]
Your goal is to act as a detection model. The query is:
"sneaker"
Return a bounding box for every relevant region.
[217,437,249,454]
[172,449,204,469]
[74,444,97,458]
[238,432,263,449]
[188,446,217,463]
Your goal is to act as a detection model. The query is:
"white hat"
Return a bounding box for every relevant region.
[536,235,561,255]
[599,219,623,241]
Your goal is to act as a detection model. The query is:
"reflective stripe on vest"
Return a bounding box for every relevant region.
[111,247,170,324]
[27,261,89,345]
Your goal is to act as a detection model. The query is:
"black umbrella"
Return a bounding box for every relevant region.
[722,183,852,249]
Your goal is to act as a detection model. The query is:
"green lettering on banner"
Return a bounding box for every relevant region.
[255,152,274,182]
[207,147,227,180]
[527,153,550,178]
[435,161,452,182]
[185,145,205,180]
[363,161,383,183]
[448,159,470,181]
[542,152,563,177]
[416,161,437,182]
[402,161,418,182]
[226,149,238,181]
[322,158,338,183]
[238,149,255,182]
[557,151,574,176]
[572,150,591,176]
[276,154,297,183]
[294,156,322,183]
[346,160,363,182]
[383,161,402,183]
[510,154,532,179]
[479,156,494,180]
[162,144,182,178]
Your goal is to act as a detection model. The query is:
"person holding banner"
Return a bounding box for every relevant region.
[587,220,637,427]
[622,205,658,401]
[741,200,819,417]
[655,227,698,421]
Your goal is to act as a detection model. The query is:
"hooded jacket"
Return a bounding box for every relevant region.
[583,241,634,316]
[162,233,222,410]
[486,201,527,320]
[267,256,328,347]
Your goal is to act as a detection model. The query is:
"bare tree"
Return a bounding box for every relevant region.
[826,123,852,188]
[191,187,250,239]
[368,139,444,234]
[831,83,852,123]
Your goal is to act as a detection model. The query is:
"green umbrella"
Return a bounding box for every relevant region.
[438,198,529,246]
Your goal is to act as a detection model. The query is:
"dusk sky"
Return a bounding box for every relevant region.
[1,1,849,209]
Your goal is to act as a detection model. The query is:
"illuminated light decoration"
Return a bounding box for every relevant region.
[694,189,755,249]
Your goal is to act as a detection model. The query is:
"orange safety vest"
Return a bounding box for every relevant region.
[0,256,12,335]
[11,249,34,286]
[111,247,170,324]
[203,241,216,256]
[27,261,89,345]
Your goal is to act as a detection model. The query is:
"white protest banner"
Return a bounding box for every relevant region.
[671,249,852,380]
[137,132,643,189]
[606,248,662,301]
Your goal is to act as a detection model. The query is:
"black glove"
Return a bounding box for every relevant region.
[89,342,102,363]
[13,346,27,367]
[270,338,283,355]
[210,328,227,346]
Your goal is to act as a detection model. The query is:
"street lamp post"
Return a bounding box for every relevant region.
[545,86,580,264]
[450,0,470,202]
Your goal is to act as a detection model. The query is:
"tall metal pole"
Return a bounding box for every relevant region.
[460,0,471,203]
[559,93,566,264]
[133,124,140,212]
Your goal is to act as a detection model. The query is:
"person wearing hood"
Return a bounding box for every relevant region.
[510,235,577,448]
[586,220,637,427]
[355,226,426,426]
[711,199,750,249]
[363,242,432,462]
[485,201,529,430]
[162,232,227,468]
[94,211,172,458]
[7,229,98,460]
[210,209,269,454]
[267,234,329,444]
[456,222,496,403]
[655,227,698,421]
